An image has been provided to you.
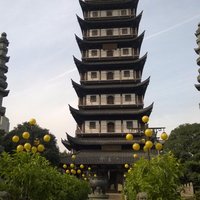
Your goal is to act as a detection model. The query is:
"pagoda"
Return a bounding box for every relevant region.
[0,33,10,133]
[195,23,200,91]
[62,0,153,192]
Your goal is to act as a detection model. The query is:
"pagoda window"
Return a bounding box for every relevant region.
[106,50,113,57]
[107,95,114,104]
[107,122,115,132]
[121,9,127,16]
[106,29,113,36]
[121,28,128,35]
[124,70,130,78]
[126,121,133,129]
[107,71,114,80]
[91,71,97,79]
[91,11,98,18]
[90,95,97,103]
[122,48,130,56]
[106,10,113,17]
[89,122,96,129]
[125,95,131,102]
[91,29,98,36]
[90,49,98,57]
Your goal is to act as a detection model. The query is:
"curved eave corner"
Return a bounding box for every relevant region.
[195,84,200,91]
[73,56,83,73]
[141,103,154,117]
[71,79,83,97]
[140,76,150,95]
[76,15,84,33]
[61,138,72,151]
[69,105,83,125]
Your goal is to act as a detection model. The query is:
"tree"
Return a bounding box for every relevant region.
[0,152,90,200]
[124,153,183,200]
[164,123,200,192]
[2,122,60,166]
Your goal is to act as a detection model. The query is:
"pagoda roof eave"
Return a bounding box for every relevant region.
[69,103,153,124]
[61,151,144,165]
[73,53,147,73]
[76,31,145,50]
[66,133,142,146]
[77,12,142,30]
[61,138,72,151]
[79,0,139,11]
[195,84,200,91]
[72,77,150,97]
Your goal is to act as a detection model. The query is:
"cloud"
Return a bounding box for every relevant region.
[145,14,200,40]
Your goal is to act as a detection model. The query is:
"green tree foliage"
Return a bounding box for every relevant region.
[0,152,90,200]
[2,122,60,166]
[164,123,200,191]
[124,153,183,200]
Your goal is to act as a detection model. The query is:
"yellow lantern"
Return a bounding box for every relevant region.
[77,169,81,174]
[94,174,97,177]
[63,164,67,169]
[145,141,153,149]
[17,144,24,152]
[66,170,70,174]
[29,118,36,125]
[82,174,85,177]
[133,153,139,159]
[12,135,19,143]
[84,177,87,181]
[80,164,84,169]
[126,133,133,141]
[88,167,91,171]
[143,145,148,152]
[70,163,75,168]
[22,132,30,139]
[132,143,140,151]
[31,146,37,153]
[124,163,129,169]
[141,138,146,143]
[37,144,45,152]
[128,169,131,173]
[161,132,168,140]
[24,143,31,151]
[43,134,51,142]
[124,174,126,178]
[142,116,149,123]
[71,169,76,174]
[145,129,153,137]
[71,154,76,160]
[155,143,163,151]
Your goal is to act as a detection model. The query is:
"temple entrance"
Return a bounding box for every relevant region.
[108,169,123,193]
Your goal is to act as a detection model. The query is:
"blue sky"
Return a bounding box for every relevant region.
[0,0,199,151]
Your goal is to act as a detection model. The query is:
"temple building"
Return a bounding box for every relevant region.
[62,0,153,192]
[0,33,10,133]
[195,23,200,92]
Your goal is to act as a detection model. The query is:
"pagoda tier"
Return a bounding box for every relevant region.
[77,13,142,31]
[76,32,144,51]
[79,0,139,11]
[62,133,146,151]
[69,103,153,124]
[74,53,147,73]
[72,77,150,97]
[0,33,10,116]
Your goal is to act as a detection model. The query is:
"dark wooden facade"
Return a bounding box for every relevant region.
[62,0,153,192]
[195,23,200,91]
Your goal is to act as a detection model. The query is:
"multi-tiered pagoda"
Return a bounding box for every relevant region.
[0,33,10,132]
[62,0,153,192]
[195,23,200,91]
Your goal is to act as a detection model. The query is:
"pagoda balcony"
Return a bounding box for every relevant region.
[83,33,137,40]
[82,54,139,61]
[80,78,141,84]
[84,14,135,20]
[78,103,144,109]
[197,57,200,66]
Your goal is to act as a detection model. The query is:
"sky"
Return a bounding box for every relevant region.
[0,0,199,152]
